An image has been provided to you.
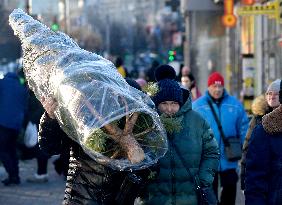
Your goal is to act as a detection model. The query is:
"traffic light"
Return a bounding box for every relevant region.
[168,50,176,61]
[51,16,60,31]
[51,23,59,31]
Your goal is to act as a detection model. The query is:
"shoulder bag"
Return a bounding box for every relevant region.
[207,99,242,162]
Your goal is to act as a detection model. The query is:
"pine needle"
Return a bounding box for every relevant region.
[160,114,182,134]
[142,82,159,97]
[85,129,108,152]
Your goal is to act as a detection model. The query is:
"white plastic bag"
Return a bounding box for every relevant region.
[24,122,38,148]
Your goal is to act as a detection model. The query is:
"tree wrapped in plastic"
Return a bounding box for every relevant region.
[9,9,167,171]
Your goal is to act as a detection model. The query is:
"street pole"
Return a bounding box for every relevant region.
[25,0,32,15]
[255,15,263,95]
[106,15,110,55]
[184,12,190,67]
[225,27,231,92]
[181,0,190,67]
[65,0,70,34]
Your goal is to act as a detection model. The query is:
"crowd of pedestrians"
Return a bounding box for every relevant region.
[0,56,281,205]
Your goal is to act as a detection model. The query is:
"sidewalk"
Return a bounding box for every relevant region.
[0,157,245,205]
[0,157,65,205]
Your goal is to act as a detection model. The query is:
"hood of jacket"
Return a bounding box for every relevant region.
[251,95,270,116]
[262,104,282,134]
[174,88,192,117]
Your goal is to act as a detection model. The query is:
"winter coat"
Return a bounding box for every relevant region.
[38,112,125,205]
[143,90,219,205]
[245,105,282,205]
[26,90,45,125]
[240,95,270,190]
[0,72,28,130]
[192,90,249,171]
[39,112,156,205]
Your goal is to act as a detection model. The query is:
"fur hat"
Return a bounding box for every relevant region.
[207,72,224,87]
[152,65,183,106]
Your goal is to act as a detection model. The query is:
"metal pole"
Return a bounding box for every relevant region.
[225,27,231,92]
[25,0,32,14]
[184,12,190,67]
[65,0,70,34]
[106,15,110,55]
[255,15,263,95]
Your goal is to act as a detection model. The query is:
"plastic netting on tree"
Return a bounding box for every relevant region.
[9,9,167,171]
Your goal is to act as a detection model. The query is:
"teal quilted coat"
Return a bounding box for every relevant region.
[143,92,219,205]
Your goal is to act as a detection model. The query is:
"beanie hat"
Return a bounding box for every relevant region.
[152,64,183,106]
[207,72,224,87]
[155,64,177,81]
[266,79,281,94]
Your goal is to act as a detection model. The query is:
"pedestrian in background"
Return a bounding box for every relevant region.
[245,79,282,205]
[146,60,160,82]
[115,56,128,78]
[25,90,50,183]
[135,78,148,90]
[240,79,281,191]
[193,71,249,205]
[181,72,201,101]
[141,65,219,205]
[0,72,28,186]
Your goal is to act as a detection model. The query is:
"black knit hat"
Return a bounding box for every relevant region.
[152,64,183,106]
[279,80,282,104]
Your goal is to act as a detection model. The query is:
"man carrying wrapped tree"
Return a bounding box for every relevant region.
[39,80,156,205]
[9,9,168,205]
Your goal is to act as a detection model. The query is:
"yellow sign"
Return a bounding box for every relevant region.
[236,0,282,23]
[236,2,277,16]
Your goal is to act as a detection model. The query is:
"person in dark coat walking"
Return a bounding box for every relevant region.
[240,79,281,190]
[0,72,28,186]
[25,90,50,183]
[141,65,219,205]
[245,79,282,205]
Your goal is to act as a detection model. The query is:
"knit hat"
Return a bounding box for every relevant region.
[207,72,224,87]
[152,64,183,106]
[266,79,281,93]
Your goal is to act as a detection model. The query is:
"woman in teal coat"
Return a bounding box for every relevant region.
[141,65,219,205]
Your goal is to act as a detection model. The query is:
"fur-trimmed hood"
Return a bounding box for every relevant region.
[262,105,282,134]
[251,95,269,116]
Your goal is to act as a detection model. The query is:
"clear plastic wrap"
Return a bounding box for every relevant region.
[9,9,167,171]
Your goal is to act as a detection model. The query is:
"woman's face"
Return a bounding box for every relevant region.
[181,76,192,89]
[266,91,280,108]
[158,101,180,116]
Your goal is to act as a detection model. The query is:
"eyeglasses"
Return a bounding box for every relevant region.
[266,92,279,96]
